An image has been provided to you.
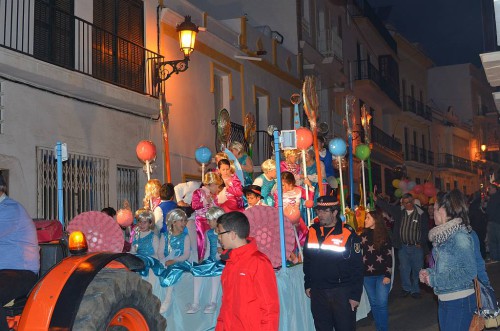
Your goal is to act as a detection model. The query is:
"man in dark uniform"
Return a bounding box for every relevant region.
[303,195,363,331]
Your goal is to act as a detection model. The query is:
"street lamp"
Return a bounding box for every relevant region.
[481,144,487,152]
[155,16,199,84]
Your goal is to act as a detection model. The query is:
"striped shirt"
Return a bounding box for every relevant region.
[399,209,422,245]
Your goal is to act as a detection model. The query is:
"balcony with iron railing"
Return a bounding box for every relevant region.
[371,125,402,155]
[404,144,434,166]
[353,60,401,107]
[0,0,162,98]
[403,96,432,121]
[348,0,397,54]
[437,153,478,174]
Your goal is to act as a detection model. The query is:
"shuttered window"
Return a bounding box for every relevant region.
[92,0,145,93]
[34,0,74,68]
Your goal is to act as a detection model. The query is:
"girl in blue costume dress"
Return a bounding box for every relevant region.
[130,210,162,283]
[186,207,225,314]
[229,141,253,186]
[159,209,191,314]
[252,159,277,206]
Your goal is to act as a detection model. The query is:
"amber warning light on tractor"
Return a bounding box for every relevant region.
[69,231,88,255]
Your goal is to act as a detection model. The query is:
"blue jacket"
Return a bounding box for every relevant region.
[0,195,40,273]
[427,226,476,296]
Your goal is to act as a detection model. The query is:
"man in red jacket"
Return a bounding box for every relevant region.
[216,211,279,331]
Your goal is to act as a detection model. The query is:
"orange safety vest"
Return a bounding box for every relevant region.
[307,226,351,252]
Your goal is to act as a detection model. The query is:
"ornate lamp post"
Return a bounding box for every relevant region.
[155,16,199,182]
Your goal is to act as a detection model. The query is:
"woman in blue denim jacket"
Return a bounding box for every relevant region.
[419,190,477,331]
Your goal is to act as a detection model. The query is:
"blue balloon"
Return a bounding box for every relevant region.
[195,146,212,164]
[328,138,347,157]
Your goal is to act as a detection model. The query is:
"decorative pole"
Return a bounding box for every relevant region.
[345,96,355,209]
[56,142,65,229]
[159,92,171,182]
[273,128,287,269]
[361,104,374,208]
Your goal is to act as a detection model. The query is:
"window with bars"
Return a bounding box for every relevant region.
[117,165,140,213]
[92,0,145,92]
[36,147,109,223]
[34,0,75,68]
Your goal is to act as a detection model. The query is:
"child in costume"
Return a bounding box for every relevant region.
[229,141,253,185]
[130,209,160,257]
[191,172,222,261]
[187,207,225,314]
[274,171,312,246]
[217,158,244,213]
[280,149,302,185]
[159,209,191,314]
[243,185,266,209]
[253,159,277,206]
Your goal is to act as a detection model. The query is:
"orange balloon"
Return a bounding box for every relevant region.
[296,127,313,150]
[116,209,133,227]
[136,140,156,162]
[305,200,314,208]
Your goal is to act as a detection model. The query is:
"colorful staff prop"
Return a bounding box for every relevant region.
[329,138,347,214]
[296,127,314,226]
[195,146,212,179]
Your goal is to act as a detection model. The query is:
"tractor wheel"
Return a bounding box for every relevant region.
[73,268,166,331]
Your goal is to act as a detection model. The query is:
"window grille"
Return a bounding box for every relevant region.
[36,147,109,224]
[117,165,140,213]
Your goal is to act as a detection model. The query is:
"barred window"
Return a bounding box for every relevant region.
[37,147,109,224]
[117,165,140,213]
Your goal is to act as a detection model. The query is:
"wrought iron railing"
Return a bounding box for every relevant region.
[437,153,477,174]
[371,125,402,154]
[348,0,397,54]
[353,60,401,107]
[404,144,434,165]
[0,0,162,97]
[219,123,272,170]
[403,96,432,121]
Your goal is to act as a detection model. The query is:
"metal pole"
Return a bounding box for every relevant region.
[274,129,287,269]
[367,157,374,209]
[56,142,64,229]
[348,134,354,209]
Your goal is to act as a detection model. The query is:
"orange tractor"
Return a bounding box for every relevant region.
[5,230,166,331]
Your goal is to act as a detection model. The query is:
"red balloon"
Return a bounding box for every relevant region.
[305,200,314,208]
[424,186,437,198]
[136,140,156,162]
[414,184,423,194]
[284,205,301,225]
[296,127,313,150]
[423,182,434,190]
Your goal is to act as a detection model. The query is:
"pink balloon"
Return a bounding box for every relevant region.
[414,184,423,194]
[424,186,437,197]
[398,180,408,190]
[116,208,133,227]
[284,205,301,225]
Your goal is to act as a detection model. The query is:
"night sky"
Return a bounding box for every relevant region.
[367,0,485,67]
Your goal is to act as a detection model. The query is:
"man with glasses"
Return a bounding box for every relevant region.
[303,195,363,331]
[375,192,429,299]
[215,211,279,330]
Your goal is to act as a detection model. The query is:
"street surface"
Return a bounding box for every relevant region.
[356,262,500,331]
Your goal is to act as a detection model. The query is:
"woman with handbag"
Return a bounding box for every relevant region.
[419,189,477,331]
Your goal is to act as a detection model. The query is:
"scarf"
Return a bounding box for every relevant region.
[428,218,467,246]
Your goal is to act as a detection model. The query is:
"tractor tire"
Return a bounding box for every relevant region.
[73,268,166,331]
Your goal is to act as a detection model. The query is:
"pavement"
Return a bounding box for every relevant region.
[356,261,500,331]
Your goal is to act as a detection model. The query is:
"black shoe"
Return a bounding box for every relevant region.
[411,292,421,299]
[400,290,411,298]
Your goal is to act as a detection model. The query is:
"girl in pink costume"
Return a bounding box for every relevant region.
[191,172,222,261]
[217,158,244,213]
[274,171,313,246]
[280,149,302,185]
